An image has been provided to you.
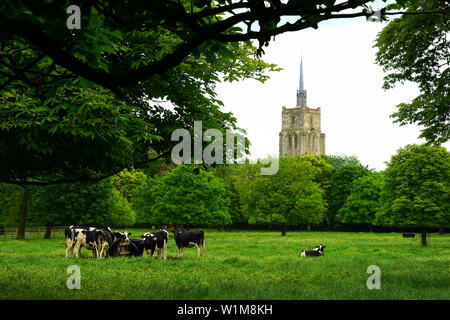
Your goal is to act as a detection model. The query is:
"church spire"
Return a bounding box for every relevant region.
[299,56,304,92]
[296,57,307,107]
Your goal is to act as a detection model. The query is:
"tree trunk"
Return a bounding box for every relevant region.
[281,224,287,236]
[44,226,52,239]
[217,225,223,231]
[421,228,427,246]
[439,227,444,235]
[369,225,373,233]
[17,187,31,240]
[307,223,311,231]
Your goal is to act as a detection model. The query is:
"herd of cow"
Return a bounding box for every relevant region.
[64,225,206,259]
[65,225,326,260]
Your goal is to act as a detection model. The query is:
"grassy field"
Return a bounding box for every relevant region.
[0,229,449,300]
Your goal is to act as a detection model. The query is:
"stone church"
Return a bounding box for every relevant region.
[279,59,325,156]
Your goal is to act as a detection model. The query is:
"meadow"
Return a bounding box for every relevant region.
[0,229,449,300]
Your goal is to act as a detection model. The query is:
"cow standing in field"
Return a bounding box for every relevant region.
[142,229,168,260]
[103,230,131,257]
[65,226,99,258]
[99,228,131,258]
[127,238,147,257]
[65,225,130,259]
[174,230,205,258]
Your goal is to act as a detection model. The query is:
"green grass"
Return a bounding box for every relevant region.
[0,229,449,299]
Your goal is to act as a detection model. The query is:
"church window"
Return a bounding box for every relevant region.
[289,135,292,148]
[294,134,298,148]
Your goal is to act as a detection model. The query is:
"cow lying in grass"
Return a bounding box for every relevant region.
[174,230,205,258]
[299,244,326,257]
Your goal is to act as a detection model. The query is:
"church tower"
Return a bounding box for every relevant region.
[279,58,326,156]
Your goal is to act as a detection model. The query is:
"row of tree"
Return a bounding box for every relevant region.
[1,143,447,245]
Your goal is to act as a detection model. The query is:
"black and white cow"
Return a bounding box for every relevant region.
[142,229,168,260]
[99,227,131,258]
[72,227,104,259]
[65,225,99,258]
[299,244,326,257]
[127,238,145,257]
[104,230,131,257]
[65,225,130,259]
[174,230,205,258]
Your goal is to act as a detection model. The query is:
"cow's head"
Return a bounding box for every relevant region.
[142,232,157,245]
[318,244,326,253]
[113,231,130,243]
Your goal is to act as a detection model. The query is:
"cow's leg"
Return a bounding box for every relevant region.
[155,247,161,259]
[201,239,205,256]
[195,243,200,257]
[65,239,72,258]
[99,243,106,259]
[145,249,150,258]
[177,246,180,258]
[74,242,81,258]
[163,239,167,260]
[180,246,184,258]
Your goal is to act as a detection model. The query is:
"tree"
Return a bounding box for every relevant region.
[112,169,147,202]
[133,164,230,227]
[337,172,383,231]
[29,178,136,232]
[1,1,440,93]
[1,1,444,185]
[242,156,325,236]
[376,144,450,245]
[374,0,449,144]
[0,183,23,226]
[0,36,268,186]
[322,155,371,227]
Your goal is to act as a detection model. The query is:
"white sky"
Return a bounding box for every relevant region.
[215,15,449,172]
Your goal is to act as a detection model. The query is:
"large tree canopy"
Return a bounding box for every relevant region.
[376,144,450,245]
[1,0,444,93]
[0,1,446,186]
[374,0,449,144]
[0,7,277,185]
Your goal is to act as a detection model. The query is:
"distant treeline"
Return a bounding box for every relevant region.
[1,144,448,245]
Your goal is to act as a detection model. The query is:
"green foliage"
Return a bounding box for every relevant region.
[0,15,279,185]
[29,178,136,227]
[374,0,449,144]
[0,183,24,225]
[0,71,157,184]
[376,144,450,229]
[337,172,383,225]
[213,163,258,226]
[322,155,371,225]
[133,164,230,226]
[241,156,325,230]
[112,169,147,202]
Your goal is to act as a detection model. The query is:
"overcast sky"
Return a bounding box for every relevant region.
[215,13,449,172]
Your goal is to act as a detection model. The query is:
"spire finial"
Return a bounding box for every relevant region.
[296,56,307,107]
